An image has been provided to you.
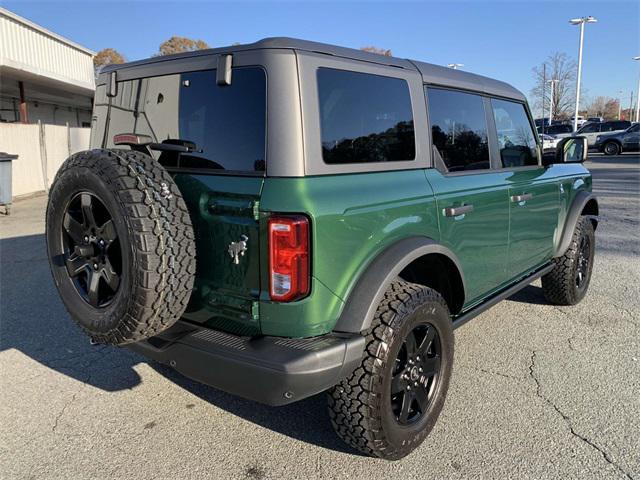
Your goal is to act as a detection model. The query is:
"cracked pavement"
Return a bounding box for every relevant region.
[1,154,639,479]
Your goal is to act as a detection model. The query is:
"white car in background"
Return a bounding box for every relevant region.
[571,116,587,128]
[540,133,560,153]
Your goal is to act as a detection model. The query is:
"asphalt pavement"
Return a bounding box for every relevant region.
[1,154,638,479]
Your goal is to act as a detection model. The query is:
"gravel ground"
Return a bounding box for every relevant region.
[1,154,638,480]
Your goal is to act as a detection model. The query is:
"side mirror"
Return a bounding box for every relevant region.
[556,136,588,164]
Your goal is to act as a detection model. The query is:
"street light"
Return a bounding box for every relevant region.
[618,90,624,120]
[547,79,558,122]
[634,56,640,122]
[569,15,597,131]
[447,63,464,70]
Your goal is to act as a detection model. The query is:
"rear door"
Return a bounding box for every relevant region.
[102,54,268,335]
[425,87,510,305]
[489,98,560,279]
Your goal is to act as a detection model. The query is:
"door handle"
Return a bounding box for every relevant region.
[443,204,474,217]
[510,193,533,203]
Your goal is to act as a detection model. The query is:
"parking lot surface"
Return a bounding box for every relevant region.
[1,154,639,480]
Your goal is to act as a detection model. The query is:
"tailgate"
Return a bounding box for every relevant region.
[173,173,264,336]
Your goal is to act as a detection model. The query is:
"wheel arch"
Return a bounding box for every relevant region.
[332,237,466,334]
[554,191,599,258]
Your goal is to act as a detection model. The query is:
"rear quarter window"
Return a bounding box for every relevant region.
[317,68,415,164]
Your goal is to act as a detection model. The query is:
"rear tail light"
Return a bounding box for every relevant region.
[268,215,310,302]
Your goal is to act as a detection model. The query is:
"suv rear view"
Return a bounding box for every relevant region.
[46,38,597,460]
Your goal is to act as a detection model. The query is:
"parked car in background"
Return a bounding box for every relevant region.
[555,120,632,146]
[540,133,560,153]
[587,117,603,123]
[541,124,574,136]
[571,116,587,128]
[535,118,551,128]
[595,123,640,155]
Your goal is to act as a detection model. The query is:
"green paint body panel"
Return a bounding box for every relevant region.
[173,173,264,336]
[259,170,440,337]
[172,162,591,339]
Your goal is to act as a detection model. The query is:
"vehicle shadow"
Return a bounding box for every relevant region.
[0,232,360,455]
[0,233,143,391]
[507,284,548,305]
[149,362,363,456]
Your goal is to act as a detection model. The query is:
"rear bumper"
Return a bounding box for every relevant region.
[126,322,365,406]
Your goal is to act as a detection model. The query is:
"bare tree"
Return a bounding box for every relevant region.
[93,48,125,68]
[157,36,209,56]
[585,96,619,119]
[360,46,393,56]
[530,52,577,119]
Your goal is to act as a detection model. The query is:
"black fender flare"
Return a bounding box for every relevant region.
[554,191,599,258]
[332,237,466,334]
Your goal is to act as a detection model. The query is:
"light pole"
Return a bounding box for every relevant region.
[569,16,597,131]
[618,90,623,119]
[548,79,558,123]
[634,56,640,122]
[447,63,464,70]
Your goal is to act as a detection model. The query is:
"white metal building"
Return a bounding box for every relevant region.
[0,7,95,127]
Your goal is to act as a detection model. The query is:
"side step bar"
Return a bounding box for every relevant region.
[452,263,555,330]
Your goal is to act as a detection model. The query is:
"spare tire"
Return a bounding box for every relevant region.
[46,149,196,345]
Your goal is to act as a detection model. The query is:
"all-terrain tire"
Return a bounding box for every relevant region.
[328,281,454,460]
[46,149,196,345]
[542,216,595,305]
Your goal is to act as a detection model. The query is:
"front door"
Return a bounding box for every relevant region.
[489,98,560,278]
[425,87,510,305]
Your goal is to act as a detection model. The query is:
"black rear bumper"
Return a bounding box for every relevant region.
[126,322,365,406]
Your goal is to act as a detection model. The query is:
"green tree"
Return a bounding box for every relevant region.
[157,36,209,56]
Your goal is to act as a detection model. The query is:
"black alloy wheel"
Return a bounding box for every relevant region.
[61,192,122,308]
[575,234,591,291]
[391,323,441,425]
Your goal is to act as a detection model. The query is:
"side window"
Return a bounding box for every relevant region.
[426,88,490,172]
[317,68,415,164]
[628,124,640,133]
[580,123,600,133]
[490,99,538,168]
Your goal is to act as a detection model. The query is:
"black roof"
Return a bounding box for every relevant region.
[100,37,525,101]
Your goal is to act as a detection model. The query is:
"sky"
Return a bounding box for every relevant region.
[4,0,640,114]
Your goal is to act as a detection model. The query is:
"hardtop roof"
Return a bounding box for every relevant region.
[99,37,525,101]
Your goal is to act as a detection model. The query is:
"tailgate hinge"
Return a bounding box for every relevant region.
[251,301,260,321]
[252,201,260,221]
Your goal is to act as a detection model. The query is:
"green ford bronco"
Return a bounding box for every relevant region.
[46,38,598,460]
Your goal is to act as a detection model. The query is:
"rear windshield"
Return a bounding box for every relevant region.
[101,67,266,173]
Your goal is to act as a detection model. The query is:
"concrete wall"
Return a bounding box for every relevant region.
[0,122,90,198]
